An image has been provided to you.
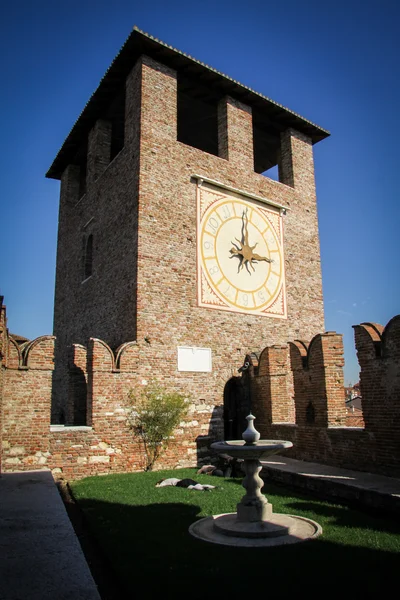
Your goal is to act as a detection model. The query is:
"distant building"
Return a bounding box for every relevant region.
[345,382,361,402]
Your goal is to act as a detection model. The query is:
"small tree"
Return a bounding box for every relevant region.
[128,382,188,471]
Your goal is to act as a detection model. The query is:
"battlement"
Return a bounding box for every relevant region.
[7,335,55,370]
[242,318,400,476]
[1,292,399,478]
[0,298,223,477]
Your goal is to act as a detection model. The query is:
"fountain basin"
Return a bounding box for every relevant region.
[189,514,322,547]
[189,414,322,547]
[211,439,293,460]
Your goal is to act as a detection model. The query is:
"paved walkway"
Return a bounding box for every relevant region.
[0,470,101,600]
[261,456,400,513]
[1,462,399,600]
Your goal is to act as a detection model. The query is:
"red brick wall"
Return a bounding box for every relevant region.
[354,317,400,473]
[252,345,293,432]
[2,335,54,470]
[52,61,143,422]
[52,54,325,427]
[49,335,223,479]
[251,320,400,477]
[345,413,365,427]
[0,326,223,479]
[1,311,399,479]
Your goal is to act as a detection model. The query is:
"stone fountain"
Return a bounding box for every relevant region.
[189,414,322,547]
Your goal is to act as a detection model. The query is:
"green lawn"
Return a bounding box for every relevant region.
[70,469,400,597]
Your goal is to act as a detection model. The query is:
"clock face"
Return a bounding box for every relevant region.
[197,183,286,318]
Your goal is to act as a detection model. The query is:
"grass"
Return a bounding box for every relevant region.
[70,469,400,597]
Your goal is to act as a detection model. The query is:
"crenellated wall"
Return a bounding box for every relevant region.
[1,295,399,478]
[353,317,400,473]
[2,334,55,471]
[0,303,223,478]
[248,318,400,476]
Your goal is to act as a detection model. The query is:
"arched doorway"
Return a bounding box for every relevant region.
[223,377,250,440]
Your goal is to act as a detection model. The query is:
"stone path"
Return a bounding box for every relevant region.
[0,470,101,600]
[262,456,400,513]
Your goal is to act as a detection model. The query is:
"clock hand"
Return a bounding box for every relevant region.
[230,209,272,273]
[252,252,273,264]
[243,209,249,246]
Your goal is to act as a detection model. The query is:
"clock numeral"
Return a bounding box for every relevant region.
[258,290,266,302]
[220,282,235,301]
[209,265,220,276]
[208,217,220,234]
[204,241,213,251]
[222,205,231,219]
[242,294,248,307]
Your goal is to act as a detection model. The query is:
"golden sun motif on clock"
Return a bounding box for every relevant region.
[197,188,286,318]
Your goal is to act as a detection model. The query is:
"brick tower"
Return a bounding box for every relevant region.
[47,28,329,425]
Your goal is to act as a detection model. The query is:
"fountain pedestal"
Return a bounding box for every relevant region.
[236,457,272,522]
[189,415,322,547]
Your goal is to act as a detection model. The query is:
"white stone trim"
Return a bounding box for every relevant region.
[192,174,289,213]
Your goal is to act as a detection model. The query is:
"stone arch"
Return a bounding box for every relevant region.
[8,336,22,368]
[307,334,325,369]
[289,340,308,370]
[23,335,55,369]
[115,341,139,371]
[89,338,116,371]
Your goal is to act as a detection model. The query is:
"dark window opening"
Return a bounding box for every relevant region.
[177,75,219,156]
[70,366,88,425]
[253,108,282,180]
[306,401,316,424]
[106,86,125,161]
[84,234,93,279]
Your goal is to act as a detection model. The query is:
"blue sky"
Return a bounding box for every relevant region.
[1,0,399,384]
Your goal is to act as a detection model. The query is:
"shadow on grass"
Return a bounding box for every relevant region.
[191,477,400,537]
[284,500,400,536]
[77,497,400,598]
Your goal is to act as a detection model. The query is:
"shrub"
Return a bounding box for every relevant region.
[128,383,188,471]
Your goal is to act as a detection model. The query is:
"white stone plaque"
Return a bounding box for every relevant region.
[177,346,212,372]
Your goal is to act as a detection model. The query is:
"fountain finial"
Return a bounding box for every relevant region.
[242,413,261,445]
